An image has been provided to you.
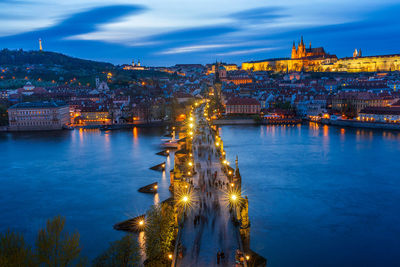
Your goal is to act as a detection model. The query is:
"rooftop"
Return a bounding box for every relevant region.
[9,101,68,109]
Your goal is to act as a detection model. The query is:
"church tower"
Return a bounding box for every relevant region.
[291,41,297,59]
[39,38,43,51]
[298,36,306,58]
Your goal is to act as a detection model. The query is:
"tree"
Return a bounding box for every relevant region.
[342,100,358,119]
[92,235,140,267]
[0,105,8,126]
[0,230,36,267]
[144,204,175,266]
[35,216,81,267]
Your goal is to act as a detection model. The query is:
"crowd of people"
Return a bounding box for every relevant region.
[176,105,246,266]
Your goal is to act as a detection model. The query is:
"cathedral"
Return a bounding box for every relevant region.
[291,37,328,59]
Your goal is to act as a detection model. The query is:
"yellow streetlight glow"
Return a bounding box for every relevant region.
[231,183,234,187]
[154,185,158,189]
[229,171,232,175]
[216,142,220,146]
[188,161,193,167]
[189,123,194,128]
[231,194,237,201]
[246,255,250,260]
[189,117,194,122]
[182,196,189,202]
[189,131,193,136]
[168,254,173,260]
[188,171,191,175]
[139,220,144,226]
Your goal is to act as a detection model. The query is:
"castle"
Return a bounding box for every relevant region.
[242,37,400,72]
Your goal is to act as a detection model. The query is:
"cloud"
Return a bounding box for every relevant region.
[217,47,278,56]
[229,7,288,23]
[158,44,232,55]
[147,25,239,44]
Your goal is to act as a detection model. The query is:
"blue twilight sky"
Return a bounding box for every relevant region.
[0,0,399,66]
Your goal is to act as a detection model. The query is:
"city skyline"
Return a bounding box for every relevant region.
[1,0,400,66]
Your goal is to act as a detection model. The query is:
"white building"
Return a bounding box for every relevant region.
[8,101,70,131]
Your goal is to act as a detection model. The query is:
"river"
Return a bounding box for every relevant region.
[1,124,400,266]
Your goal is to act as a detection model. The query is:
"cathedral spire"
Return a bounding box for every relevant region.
[300,36,304,46]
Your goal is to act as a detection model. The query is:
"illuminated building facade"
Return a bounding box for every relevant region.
[80,107,110,125]
[242,38,400,72]
[123,59,147,70]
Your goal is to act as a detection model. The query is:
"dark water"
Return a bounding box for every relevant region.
[219,123,400,267]
[0,127,173,260]
[1,124,400,266]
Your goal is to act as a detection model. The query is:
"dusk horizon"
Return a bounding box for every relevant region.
[1,1,400,66]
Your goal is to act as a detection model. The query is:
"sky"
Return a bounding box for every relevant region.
[0,0,400,66]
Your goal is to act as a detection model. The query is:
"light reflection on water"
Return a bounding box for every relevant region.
[1,124,400,266]
[219,123,400,266]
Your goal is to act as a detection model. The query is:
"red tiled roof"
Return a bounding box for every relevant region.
[360,107,400,115]
[226,97,260,106]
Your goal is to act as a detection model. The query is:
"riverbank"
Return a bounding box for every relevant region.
[320,118,400,131]
[213,118,301,125]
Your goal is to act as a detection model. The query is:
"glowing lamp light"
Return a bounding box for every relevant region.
[231,183,234,187]
[154,185,158,189]
[168,254,173,260]
[139,220,144,226]
[246,255,250,261]
[182,196,189,202]
[229,171,232,175]
[189,117,194,122]
[188,161,193,167]
[189,123,194,128]
[231,194,238,201]
[216,142,220,147]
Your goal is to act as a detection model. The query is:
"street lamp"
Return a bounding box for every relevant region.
[231,194,238,202]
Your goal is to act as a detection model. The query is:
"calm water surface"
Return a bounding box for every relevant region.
[1,124,400,266]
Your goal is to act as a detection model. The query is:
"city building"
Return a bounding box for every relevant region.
[331,92,388,113]
[358,107,400,123]
[123,59,147,70]
[225,97,261,114]
[7,101,69,131]
[80,107,110,125]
